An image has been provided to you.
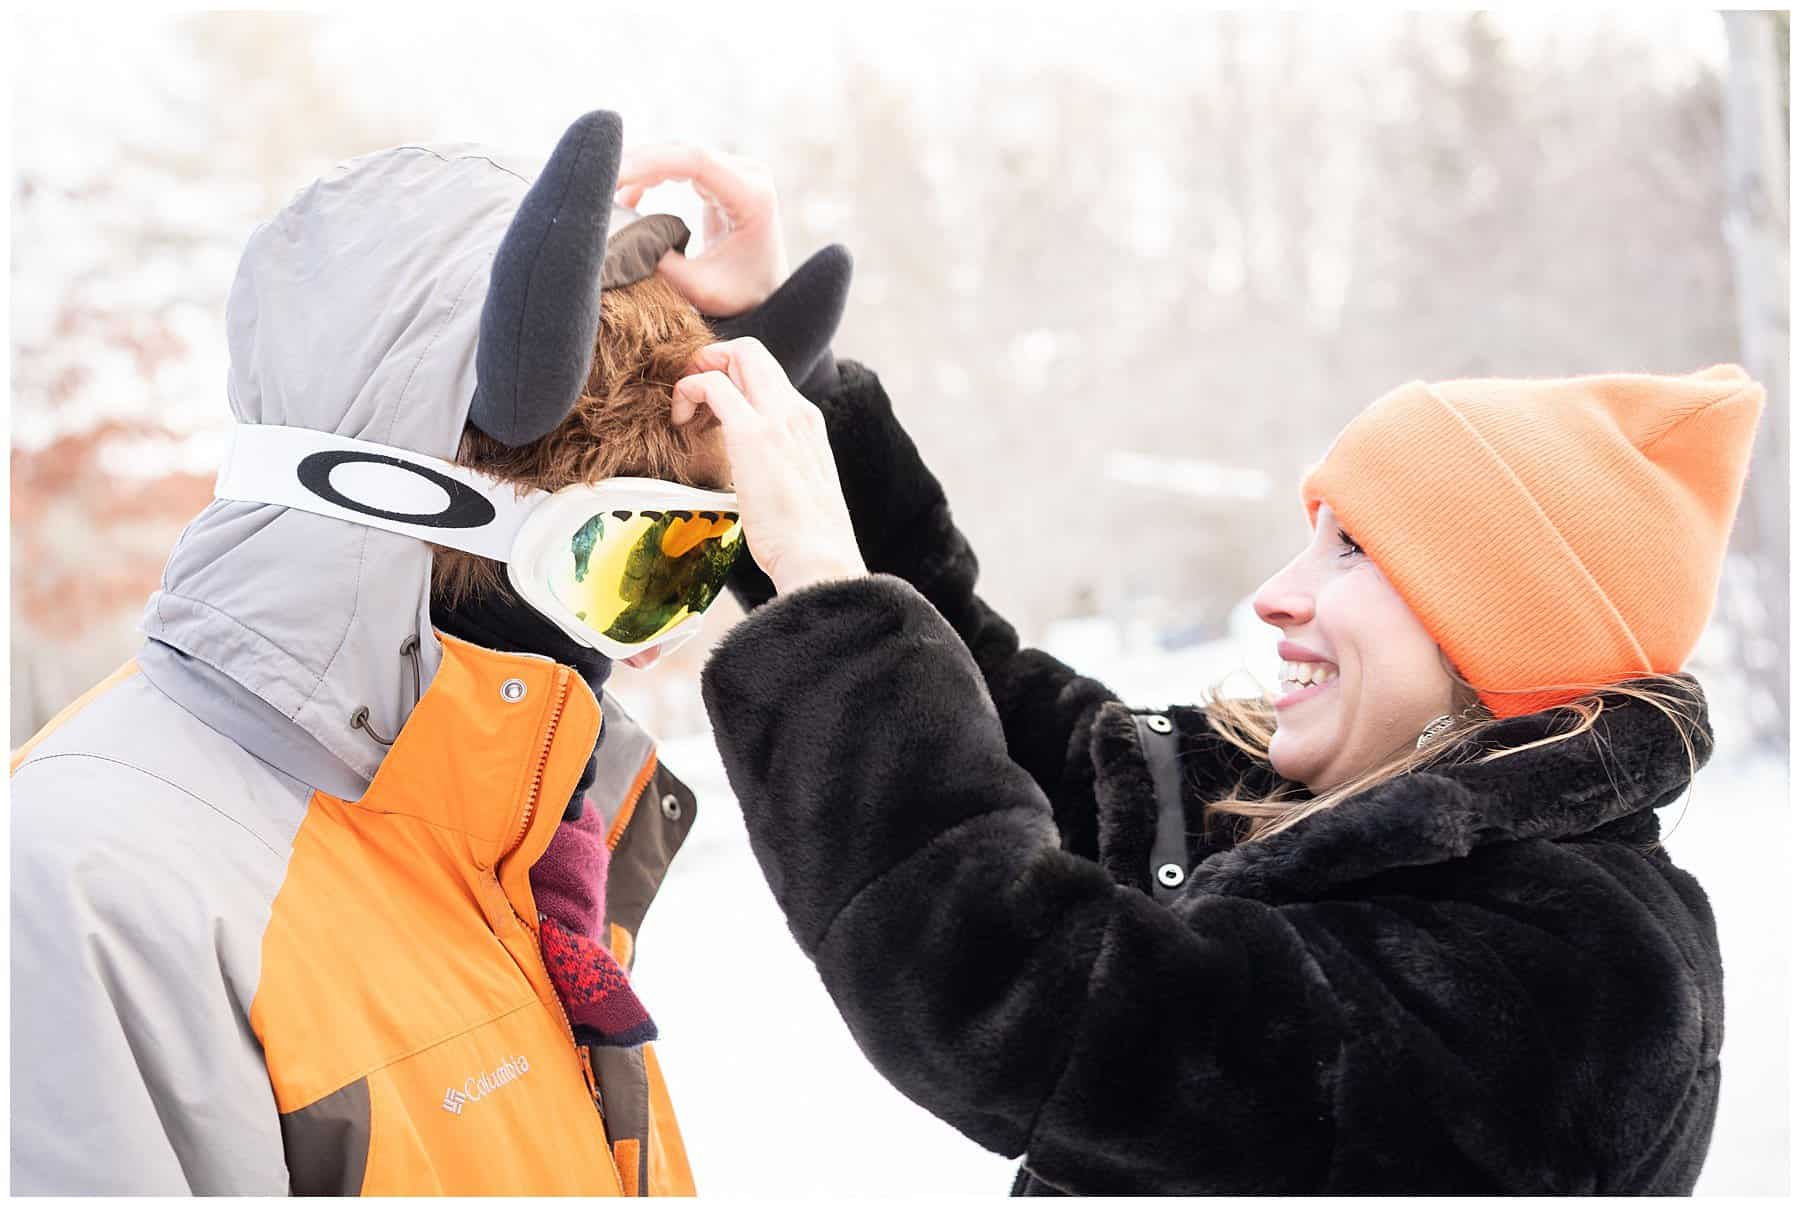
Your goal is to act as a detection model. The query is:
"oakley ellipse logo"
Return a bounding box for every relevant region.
[296,451,496,530]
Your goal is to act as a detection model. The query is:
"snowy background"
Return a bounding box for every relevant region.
[11,5,1788,1196]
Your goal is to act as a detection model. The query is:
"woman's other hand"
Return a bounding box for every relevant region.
[615,144,789,317]
[672,338,866,596]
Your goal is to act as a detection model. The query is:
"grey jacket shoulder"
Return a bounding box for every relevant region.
[11,671,306,1193]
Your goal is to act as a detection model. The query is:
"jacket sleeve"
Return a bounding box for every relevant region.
[701,576,1345,1192]
[10,756,291,1194]
[727,359,1119,858]
[702,575,1718,1193]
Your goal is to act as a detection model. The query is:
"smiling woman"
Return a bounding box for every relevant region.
[688,353,1753,1194]
[647,136,1763,1187]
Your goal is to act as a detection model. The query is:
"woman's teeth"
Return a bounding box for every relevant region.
[1279,660,1340,691]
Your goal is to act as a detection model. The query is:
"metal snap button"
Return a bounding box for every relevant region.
[500,678,528,703]
[660,793,682,821]
[1156,862,1186,888]
[1146,714,1173,734]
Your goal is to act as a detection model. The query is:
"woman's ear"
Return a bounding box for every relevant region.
[1439,650,1486,715]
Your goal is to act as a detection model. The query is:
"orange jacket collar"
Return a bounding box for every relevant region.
[347,629,602,873]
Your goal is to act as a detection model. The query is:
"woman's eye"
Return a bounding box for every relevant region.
[1336,527,1364,559]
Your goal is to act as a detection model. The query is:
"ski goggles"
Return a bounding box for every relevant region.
[214,425,745,659]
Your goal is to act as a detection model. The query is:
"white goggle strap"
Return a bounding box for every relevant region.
[212,424,542,562]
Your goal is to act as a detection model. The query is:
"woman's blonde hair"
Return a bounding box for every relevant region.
[431,274,718,606]
[1201,648,1708,849]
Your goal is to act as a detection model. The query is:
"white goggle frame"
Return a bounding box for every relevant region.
[213,424,740,660]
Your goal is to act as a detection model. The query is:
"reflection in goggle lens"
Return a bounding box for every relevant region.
[550,509,745,645]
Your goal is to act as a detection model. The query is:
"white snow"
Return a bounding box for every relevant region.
[1670,751,1790,1196]
[630,733,1020,1195]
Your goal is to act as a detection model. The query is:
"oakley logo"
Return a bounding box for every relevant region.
[441,1054,531,1114]
[297,450,497,530]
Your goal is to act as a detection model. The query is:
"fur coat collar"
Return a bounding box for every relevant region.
[1089,673,1710,903]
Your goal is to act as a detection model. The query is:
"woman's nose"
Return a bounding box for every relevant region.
[1253,572,1313,629]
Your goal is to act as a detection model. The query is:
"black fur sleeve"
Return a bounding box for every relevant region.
[702,576,1721,1194]
[726,360,1117,856]
[700,576,1337,1191]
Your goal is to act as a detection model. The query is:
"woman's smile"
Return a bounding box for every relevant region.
[1274,671,1339,711]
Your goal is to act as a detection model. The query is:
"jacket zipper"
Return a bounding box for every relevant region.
[507,670,573,859]
[492,670,606,1113]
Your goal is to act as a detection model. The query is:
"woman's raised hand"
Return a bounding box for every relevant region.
[615,144,789,317]
[672,338,865,596]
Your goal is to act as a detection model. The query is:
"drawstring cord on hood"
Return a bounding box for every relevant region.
[349,635,422,747]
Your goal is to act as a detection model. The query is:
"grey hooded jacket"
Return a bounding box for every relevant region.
[11,135,698,1195]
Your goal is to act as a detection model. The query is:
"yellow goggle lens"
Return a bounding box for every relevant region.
[543,509,745,647]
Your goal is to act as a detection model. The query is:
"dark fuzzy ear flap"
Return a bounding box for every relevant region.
[705,244,852,399]
[470,110,623,448]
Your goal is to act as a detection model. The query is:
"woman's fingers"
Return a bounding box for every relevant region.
[616,143,788,316]
[689,339,796,409]
[653,247,707,297]
[671,369,758,429]
[615,143,772,223]
[673,340,863,595]
[686,343,731,377]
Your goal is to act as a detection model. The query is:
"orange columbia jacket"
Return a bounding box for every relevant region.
[12,131,699,1194]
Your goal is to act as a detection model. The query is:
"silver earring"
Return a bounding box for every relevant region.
[1416,713,1456,749]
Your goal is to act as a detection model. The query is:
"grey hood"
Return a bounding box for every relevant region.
[142,137,571,797]
[138,107,849,802]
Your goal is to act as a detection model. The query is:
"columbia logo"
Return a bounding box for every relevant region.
[441,1054,530,1116]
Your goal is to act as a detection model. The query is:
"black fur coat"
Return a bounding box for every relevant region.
[700,361,1724,1195]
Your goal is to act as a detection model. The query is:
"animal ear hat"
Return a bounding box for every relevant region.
[471,110,852,448]
[145,111,851,789]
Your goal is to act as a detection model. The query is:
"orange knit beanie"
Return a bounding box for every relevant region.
[1298,365,1765,719]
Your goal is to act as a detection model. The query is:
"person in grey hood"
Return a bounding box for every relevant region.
[11,110,849,1195]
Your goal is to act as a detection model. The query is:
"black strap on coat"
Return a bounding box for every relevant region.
[1132,713,1189,902]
